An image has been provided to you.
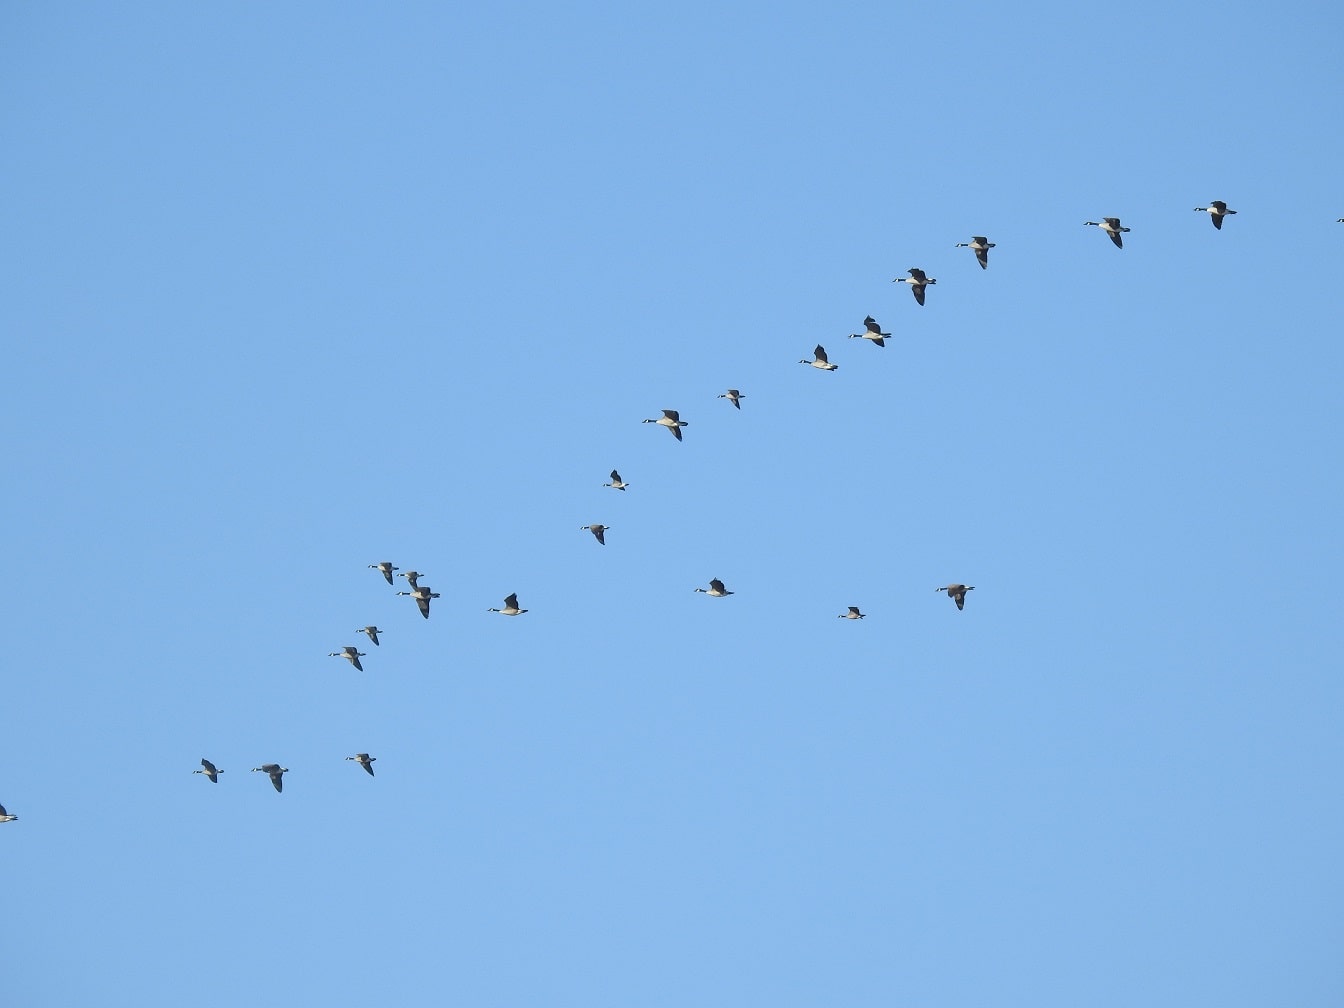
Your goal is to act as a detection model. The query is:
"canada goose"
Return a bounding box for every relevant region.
[837,606,865,619]
[694,578,734,597]
[849,316,890,347]
[800,345,838,370]
[369,562,399,585]
[396,584,441,619]
[1193,201,1237,229]
[1084,218,1129,248]
[251,764,288,792]
[396,570,424,590]
[718,389,744,409]
[358,625,383,646]
[604,469,630,491]
[893,268,936,305]
[642,409,688,441]
[935,584,975,610]
[583,524,610,545]
[330,646,367,672]
[488,592,528,615]
[0,803,16,823]
[346,753,376,777]
[193,758,223,783]
[954,236,995,269]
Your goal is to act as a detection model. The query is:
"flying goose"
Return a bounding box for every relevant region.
[346,753,376,777]
[717,389,745,409]
[604,469,630,491]
[837,606,866,619]
[358,625,383,646]
[583,524,610,545]
[848,316,890,347]
[893,268,936,305]
[954,236,995,269]
[694,578,734,597]
[488,592,528,615]
[330,646,367,672]
[0,803,16,824]
[936,584,975,610]
[800,345,838,370]
[193,758,223,783]
[642,409,688,441]
[1194,201,1237,229]
[251,764,288,792]
[396,570,424,590]
[1084,218,1129,248]
[396,584,441,619]
[369,562,399,585]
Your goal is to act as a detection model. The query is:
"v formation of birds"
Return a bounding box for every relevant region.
[0,201,1285,819]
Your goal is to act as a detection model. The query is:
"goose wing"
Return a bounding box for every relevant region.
[813,345,829,364]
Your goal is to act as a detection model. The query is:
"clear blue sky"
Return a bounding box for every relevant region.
[4,2,1342,1005]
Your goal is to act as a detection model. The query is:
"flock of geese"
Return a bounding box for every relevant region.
[1,202,1330,823]
[182,560,537,794]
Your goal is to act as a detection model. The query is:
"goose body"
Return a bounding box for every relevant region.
[1194,201,1237,229]
[936,584,975,610]
[954,236,995,269]
[642,409,687,441]
[838,606,865,619]
[849,316,890,347]
[583,524,610,545]
[252,764,288,792]
[193,758,222,783]
[800,345,838,370]
[1084,218,1129,248]
[330,646,367,672]
[694,578,734,597]
[396,584,441,619]
[396,570,423,590]
[604,469,630,491]
[893,268,936,305]
[0,803,16,823]
[718,389,744,409]
[369,562,399,585]
[346,753,376,777]
[489,592,528,616]
[358,625,383,646]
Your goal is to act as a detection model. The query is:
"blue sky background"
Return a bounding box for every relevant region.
[4,2,1343,1005]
